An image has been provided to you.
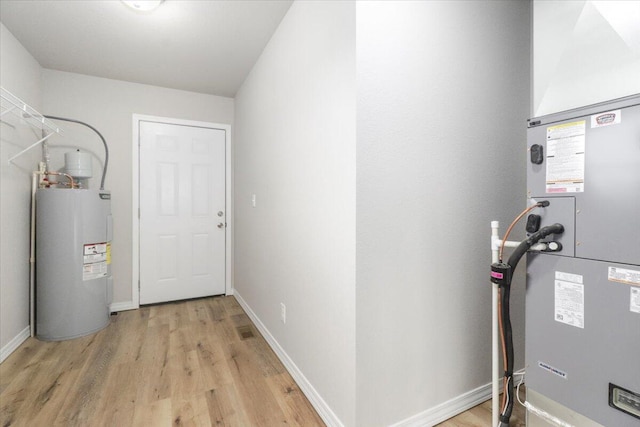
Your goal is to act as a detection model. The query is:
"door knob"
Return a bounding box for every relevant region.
[217,223,225,229]
[217,211,224,217]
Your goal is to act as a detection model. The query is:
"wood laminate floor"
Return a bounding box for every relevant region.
[1,295,524,427]
[0,296,324,426]
[437,386,527,427]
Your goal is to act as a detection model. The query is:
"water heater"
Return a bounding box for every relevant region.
[36,188,113,340]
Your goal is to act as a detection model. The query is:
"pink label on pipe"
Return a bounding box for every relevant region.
[491,271,503,279]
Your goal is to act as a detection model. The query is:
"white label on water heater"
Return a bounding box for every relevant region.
[83,242,108,281]
[545,120,585,194]
[631,288,640,314]
[83,262,108,280]
[554,271,584,329]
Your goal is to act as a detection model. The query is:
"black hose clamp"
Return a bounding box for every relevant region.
[491,263,512,287]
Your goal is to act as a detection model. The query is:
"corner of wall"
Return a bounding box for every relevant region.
[0,22,43,357]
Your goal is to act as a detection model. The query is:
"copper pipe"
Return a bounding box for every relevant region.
[499,203,541,261]
[45,171,76,189]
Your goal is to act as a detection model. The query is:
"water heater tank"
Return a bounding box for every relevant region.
[36,188,112,340]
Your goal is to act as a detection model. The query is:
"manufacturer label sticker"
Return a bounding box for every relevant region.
[538,361,567,379]
[83,242,108,281]
[591,109,621,128]
[555,271,584,329]
[608,267,640,286]
[83,262,107,281]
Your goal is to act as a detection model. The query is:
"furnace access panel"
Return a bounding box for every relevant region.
[524,95,640,427]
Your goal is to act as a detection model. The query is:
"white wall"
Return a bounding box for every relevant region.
[41,70,234,306]
[0,23,43,358]
[356,1,531,425]
[533,0,640,116]
[233,1,356,426]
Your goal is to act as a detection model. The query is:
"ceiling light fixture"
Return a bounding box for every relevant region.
[122,0,165,12]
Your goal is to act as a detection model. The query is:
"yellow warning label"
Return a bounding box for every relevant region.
[106,243,111,265]
[547,120,585,132]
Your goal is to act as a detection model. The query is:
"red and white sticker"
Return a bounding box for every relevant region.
[591,109,621,128]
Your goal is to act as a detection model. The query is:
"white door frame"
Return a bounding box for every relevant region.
[132,114,232,308]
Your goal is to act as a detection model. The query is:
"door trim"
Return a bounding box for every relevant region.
[132,114,232,308]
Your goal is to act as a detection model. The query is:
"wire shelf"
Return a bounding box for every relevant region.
[1,87,62,134]
[1,86,63,163]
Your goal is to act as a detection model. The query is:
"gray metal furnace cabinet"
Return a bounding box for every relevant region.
[524,95,640,427]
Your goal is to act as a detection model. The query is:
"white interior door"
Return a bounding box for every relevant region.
[139,121,226,304]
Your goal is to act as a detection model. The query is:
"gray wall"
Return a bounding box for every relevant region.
[355,1,531,425]
[41,70,234,306]
[234,1,531,426]
[234,1,356,425]
[0,23,43,357]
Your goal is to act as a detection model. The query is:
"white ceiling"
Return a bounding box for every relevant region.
[0,0,293,97]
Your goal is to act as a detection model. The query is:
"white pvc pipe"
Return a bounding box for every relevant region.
[498,239,547,251]
[29,166,46,337]
[29,172,38,337]
[500,240,521,248]
[491,221,500,427]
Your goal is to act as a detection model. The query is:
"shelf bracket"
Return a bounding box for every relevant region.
[7,132,55,164]
[0,105,17,117]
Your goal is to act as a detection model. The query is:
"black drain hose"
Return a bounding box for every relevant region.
[507,223,564,273]
[499,223,564,427]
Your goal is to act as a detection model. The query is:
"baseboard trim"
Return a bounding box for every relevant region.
[0,326,30,364]
[390,383,490,427]
[233,291,343,427]
[109,301,138,312]
[390,369,525,427]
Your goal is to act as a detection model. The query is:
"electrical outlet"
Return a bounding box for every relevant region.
[251,194,256,208]
[280,303,286,324]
